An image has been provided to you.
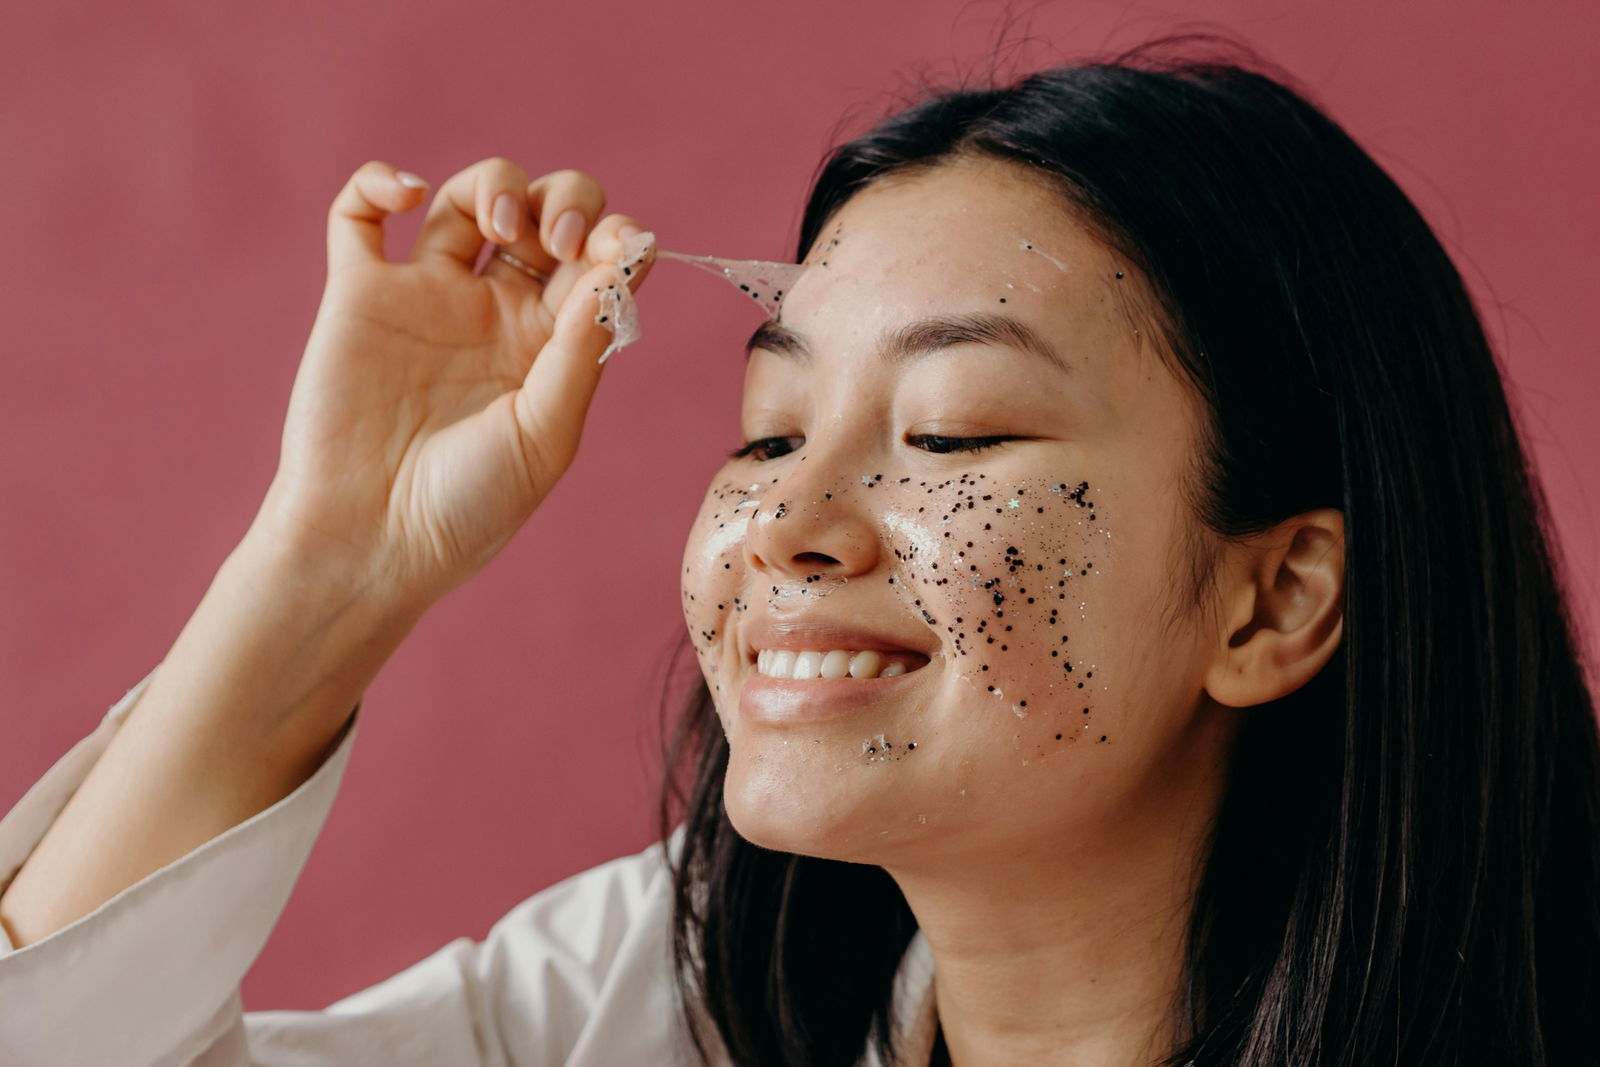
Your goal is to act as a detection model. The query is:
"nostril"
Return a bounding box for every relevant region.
[794,552,840,566]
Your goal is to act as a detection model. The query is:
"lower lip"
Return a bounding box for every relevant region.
[739,665,926,724]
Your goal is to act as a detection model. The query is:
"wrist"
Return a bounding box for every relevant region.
[233,509,433,630]
[175,527,428,743]
[222,527,428,665]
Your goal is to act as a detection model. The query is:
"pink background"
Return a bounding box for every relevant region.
[2,0,1596,1010]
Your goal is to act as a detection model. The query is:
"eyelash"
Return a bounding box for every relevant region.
[729,434,1018,461]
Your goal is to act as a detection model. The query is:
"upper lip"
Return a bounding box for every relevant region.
[740,611,940,663]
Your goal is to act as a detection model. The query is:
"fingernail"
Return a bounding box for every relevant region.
[550,209,585,261]
[618,223,643,241]
[395,170,428,188]
[492,193,521,243]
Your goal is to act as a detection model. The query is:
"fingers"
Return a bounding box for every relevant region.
[526,170,607,263]
[326,162,430,275]
[363,156,654,328]
[410,157,533,271]
[583,214,655,285]
[537,211,655,310]
[484,168,610,286]
[407,161,614,279]
[512,260,629,481]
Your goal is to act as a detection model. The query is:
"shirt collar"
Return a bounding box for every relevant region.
[861,928,938,1066]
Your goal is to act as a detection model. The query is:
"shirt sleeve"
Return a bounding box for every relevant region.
[208,836,684,1067]
[0,669,691,1067]
[0,665,363,1067]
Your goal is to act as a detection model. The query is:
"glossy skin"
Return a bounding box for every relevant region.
[678,155,1345,1063]
[681,155,1225,864]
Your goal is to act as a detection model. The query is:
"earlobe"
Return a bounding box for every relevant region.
[1204,508,1345,709]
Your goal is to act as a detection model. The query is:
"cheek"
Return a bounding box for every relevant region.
[882,474,1115,760]
[680,478,758,704]
[682,467,1126,771]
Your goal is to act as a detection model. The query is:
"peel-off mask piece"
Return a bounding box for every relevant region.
[657,249,807,317]
[592,236,807,363]
[594,230,655,364]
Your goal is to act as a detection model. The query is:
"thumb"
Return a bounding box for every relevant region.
[511,260,629,481]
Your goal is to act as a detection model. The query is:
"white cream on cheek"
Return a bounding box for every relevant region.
[695,483,759,564]
[680,476,852,706]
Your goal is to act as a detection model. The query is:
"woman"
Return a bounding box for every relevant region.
[2,34,1596,1067]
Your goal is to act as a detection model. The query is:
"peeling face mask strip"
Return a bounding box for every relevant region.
[655,249,807,316]
[575,223,1070,366]
[589,231,810,364]
[594,230,655,364]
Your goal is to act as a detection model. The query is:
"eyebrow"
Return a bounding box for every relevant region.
[744,312,1071,375]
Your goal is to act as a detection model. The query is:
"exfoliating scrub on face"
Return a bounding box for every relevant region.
[669,158,1224,869]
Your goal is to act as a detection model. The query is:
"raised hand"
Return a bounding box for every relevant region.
[251,158,654,608]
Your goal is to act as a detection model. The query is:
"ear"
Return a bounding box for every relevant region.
[1203,508,1345,708]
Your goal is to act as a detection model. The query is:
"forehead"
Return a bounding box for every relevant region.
[802,156,1115,279]
[771,156,1155,381]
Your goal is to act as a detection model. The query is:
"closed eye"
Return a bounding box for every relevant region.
[730,434,1021,461]
[908,431,1017,454]
[729,435,806,460]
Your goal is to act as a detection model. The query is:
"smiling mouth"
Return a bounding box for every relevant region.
[753,648,930,680]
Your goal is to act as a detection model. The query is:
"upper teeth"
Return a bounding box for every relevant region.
[756,649,911,680]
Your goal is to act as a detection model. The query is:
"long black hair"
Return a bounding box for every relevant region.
[657,33,1600,1066]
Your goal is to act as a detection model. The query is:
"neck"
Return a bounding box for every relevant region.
[886,736,1228,1066]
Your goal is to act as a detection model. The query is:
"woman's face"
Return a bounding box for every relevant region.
[679,155,1234,870]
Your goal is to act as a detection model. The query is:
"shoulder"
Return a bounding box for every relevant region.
[496,831,678,921]
[465,828,698,1062]
[471,827,686,997]
[317,829,700,1067]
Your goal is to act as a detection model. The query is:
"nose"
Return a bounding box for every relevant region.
[743,461,880,580]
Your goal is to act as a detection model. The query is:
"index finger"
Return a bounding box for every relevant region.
[326,161,430,275]
[411,157,532,270]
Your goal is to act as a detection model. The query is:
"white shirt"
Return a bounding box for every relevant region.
[0,668,940,1066]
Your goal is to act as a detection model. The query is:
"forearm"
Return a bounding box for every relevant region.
[0,528,426,948]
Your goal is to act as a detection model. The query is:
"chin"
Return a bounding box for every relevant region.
[719,740,920,863]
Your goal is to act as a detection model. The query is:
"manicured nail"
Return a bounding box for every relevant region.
[617,223,643,240]
[492,193,521,243]
[395,170,428,188]
[550,209,585,261]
